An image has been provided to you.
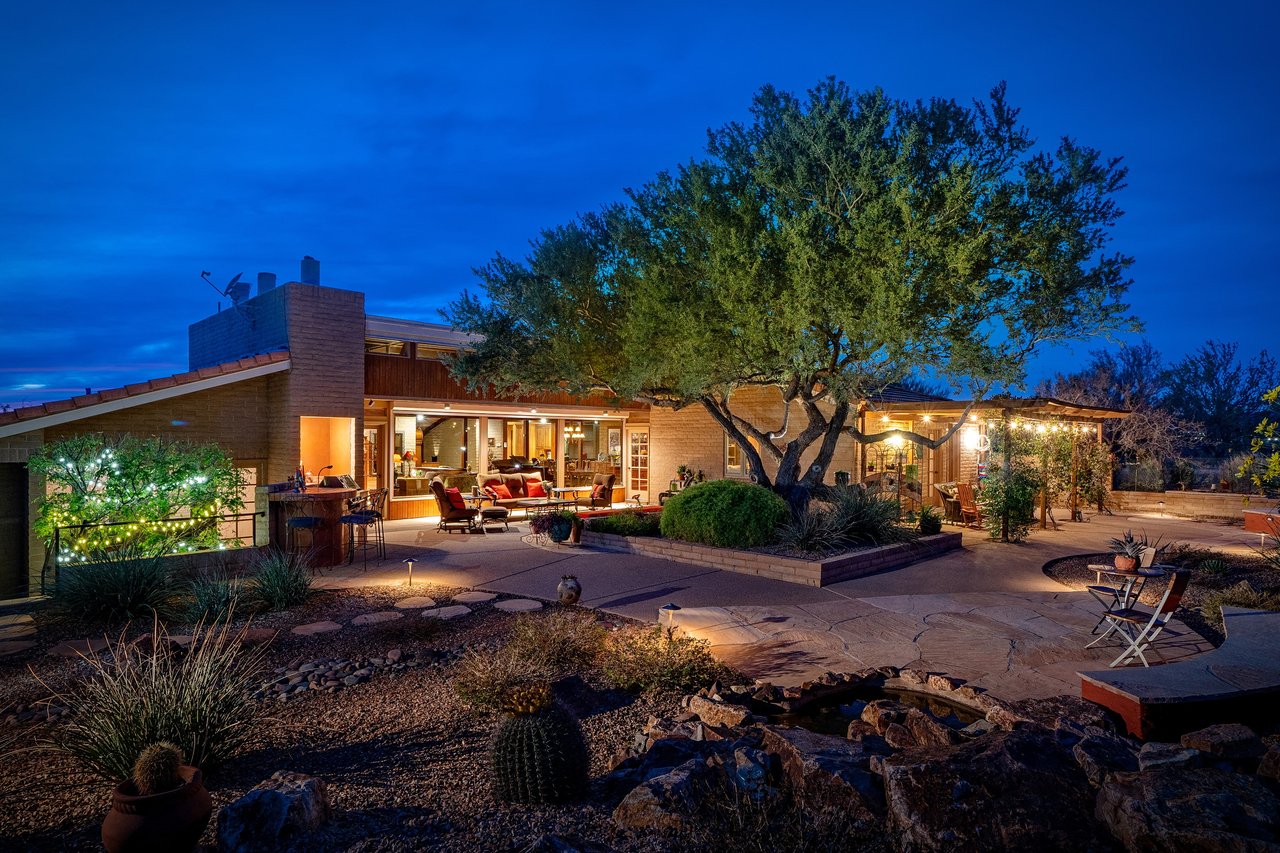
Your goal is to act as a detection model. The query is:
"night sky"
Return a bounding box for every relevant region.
[2,2,1276,408]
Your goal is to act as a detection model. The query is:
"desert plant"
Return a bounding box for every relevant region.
[1107,529,1147,560]
[602,625,732,693]
[821,486,918,547]
[49,618,267,780]
[1200,581,1280,626]
[507,611,606,675]
[131,742,185,796]
[187,566,250,622]
[1198,558,1230,577]
[452,644,553,711]
[918,505,942,536]
[248,548,311,611]
[774,508,846,557]
[491,683,589,804]
[53,541,184,625]
[660,480,789,548]
[587,510,662,537]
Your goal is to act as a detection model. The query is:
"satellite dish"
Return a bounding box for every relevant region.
[200,270,249,302]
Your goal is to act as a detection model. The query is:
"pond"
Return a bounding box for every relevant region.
[775,684,984,736]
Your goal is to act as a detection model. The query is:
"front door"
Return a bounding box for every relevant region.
[627,428,650,503]
[0,463,28,599]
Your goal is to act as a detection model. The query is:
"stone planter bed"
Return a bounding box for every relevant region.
[580,530,963,586]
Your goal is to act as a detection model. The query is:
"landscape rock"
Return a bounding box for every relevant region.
[760,725,884,825]
[861,699,908,734]
[351,611,403,626]
[881,726,1107,851]
[927,674,964,692]
[217,771,332,852]
[1259,745,1280,782]
[902,708,960,747]
[686,694,751,729]
[989,694,1119,736]
[47,637,108,657]
[1138,741,1202,771]
[1096,767,1280,851]
[1072,734,1139,787]
[731,747,777,800]
[611,758,707,832]
[899,668,929,686]
[1181,723,1265,768]
[494,598,543,612]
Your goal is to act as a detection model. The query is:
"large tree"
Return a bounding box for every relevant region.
[447,79,1137,511]
[1164,341,1278,457]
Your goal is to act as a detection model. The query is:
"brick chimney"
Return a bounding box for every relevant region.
[301,256,320,285]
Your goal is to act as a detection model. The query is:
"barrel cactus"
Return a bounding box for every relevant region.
[491,683,588,804]
[132,742,185,796]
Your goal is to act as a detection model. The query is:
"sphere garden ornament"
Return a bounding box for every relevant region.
[557,575,582,606]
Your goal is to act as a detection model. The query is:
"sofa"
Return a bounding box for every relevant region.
[478,472,549,510]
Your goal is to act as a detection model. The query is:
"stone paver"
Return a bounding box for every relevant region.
[453,591,497,604]
[494,599,543,613]
[352,611,403,626]
[48,637,109,657]
[291,620,343,636]
[0,614,34,628]
[393,596,437,609]
[0,624,36,640]
[422,605,472,620]
[0,640,36,657]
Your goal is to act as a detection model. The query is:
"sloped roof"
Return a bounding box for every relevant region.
[0,351,291,438]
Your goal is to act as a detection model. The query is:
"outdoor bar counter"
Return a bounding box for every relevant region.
[266,486,358,567]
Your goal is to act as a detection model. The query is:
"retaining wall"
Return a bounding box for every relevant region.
[578,531,963,587]
[1109,490,1262,521]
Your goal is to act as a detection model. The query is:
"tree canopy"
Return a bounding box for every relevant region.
[446,79,1137,510]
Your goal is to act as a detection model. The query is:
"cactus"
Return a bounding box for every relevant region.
[131,742,185,796]
[491,684,588,804]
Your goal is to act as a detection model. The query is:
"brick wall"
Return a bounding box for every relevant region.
[188,287,290,369]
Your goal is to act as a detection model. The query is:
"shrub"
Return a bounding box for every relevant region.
[248,548,311,611]
[602,625,732,693]
[1200,581,1280,626]
[821,486,917,547]
[50,619,267,780]
[978,460,1041,542]
[490,683,589,804]
[507,610,606,675]
[919,505,942,536]
[53,541,184,625]
[187,565,250,622]
[660,480,789,548]
[775,508,846,557]
[587,510,662,537]
[452,644,553,711]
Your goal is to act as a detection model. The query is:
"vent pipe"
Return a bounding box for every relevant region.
[257,272,277,294]
[301,255,320,285]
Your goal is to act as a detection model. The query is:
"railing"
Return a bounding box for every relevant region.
[44,510,265,594]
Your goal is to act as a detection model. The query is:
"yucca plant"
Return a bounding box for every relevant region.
[187,565,251,622]
[248,548,311,611]
[48,617,268,780]
[775,508,847,557]
[491,683,589,804]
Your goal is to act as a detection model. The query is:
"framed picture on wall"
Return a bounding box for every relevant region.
[607,428,622,457]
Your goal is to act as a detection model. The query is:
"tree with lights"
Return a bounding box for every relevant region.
[447,79,1137,513]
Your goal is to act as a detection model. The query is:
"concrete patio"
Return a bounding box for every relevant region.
[313,511,1255,701]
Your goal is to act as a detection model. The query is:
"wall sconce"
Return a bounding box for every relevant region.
[961,426,981,450]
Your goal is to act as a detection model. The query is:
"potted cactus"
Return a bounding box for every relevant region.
[491,683,588,804]
[101,742,213,853]
[1107,529,1146,571]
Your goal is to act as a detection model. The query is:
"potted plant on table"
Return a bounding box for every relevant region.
[101,742,212,853]
[1107,529,1147,571]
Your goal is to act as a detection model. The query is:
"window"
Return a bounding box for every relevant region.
[414,344,452,361]
[365,338,407,356]
[726,438,744,477]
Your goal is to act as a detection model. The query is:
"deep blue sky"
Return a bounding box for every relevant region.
[2,1,1276,407]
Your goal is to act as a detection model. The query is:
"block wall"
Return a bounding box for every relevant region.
[188,286,290,370]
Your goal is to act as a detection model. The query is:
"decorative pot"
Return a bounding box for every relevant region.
[102,765,212,853]
[548,519,573,543]
[569,520,583,544]
[1113,555,1137,571]
[557,575,582,606]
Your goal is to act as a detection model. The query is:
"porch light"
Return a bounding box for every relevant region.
[961,426,981,450]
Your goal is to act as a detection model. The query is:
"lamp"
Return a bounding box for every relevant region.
[961,426,980,450]
[402,557,415,586]
[659,602,681,626]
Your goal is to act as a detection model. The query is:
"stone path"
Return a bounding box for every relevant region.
[453,591,497,604]
[422,605,472,620]
[494,599,543,613]
[292,620,343,636]
[393,596,437,609]
[351,611,402,626]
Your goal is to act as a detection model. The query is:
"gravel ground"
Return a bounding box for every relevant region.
[1042,548,1280,647]
[0,586,683,852]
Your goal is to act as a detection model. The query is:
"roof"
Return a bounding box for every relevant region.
[0,351,292,439]
[365,315,476,349]
[870,383,952,404]
[873,394,1130,420]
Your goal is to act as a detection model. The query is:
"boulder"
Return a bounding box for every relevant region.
[1260,745,1280,782]
[989,694,1119,736]
[1137,741,1202,772]
[1096,767,1280,851]
[1181,724,1265,769]
[1072,734,1139,788]
[881,726,1108,851]
[760,726,884,825]
[217,771,332,852]
[686,694,751,729]
[902,708,960,747]
[883,723,916,750]
[731,747,777,801]
[861,699,908,734]
[611,758,708,832]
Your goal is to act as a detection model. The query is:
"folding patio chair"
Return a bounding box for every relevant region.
[1089,571,1190,668]
[1086,545,1158,635]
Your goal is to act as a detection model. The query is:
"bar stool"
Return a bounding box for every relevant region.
[285,504,322,556]
[343,488,387,570]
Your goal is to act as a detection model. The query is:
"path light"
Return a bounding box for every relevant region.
[402,556,415,586]
[659,602,681,627]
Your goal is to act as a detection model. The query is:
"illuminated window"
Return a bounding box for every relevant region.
[365,338,407,356]
[726,438,744,477]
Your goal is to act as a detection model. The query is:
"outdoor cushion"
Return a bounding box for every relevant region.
[443,487,467,510]
[491,482,514,500]
[591,484,605,501]
[527,481,547,498]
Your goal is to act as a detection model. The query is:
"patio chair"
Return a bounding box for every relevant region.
[1086,545,1158,634]
[1089,571,1191,668]
[429,477,479,533]
[955,482,983,527]
[574,473,616,509]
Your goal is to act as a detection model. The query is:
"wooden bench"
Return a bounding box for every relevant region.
[1079,607,1280,740]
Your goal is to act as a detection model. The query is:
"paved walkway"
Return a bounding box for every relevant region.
[314,511,1253,700]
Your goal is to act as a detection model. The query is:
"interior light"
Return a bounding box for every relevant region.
[922,415,932,423]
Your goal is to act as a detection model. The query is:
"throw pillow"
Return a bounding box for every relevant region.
[491,483,514,500]
[527,481,547,498]
[591,484,605,501]
[443,487,467,510]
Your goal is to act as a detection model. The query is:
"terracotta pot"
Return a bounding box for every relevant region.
[557,575,582,606]
[102,765,212,853]
[1113,555,1137,571]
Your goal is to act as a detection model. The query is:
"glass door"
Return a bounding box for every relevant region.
[627,427,649,502]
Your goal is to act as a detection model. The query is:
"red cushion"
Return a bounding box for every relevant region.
[443,487,466,510]
[591,484,605,501]
[527,481,547,498]
[491,483,513,500]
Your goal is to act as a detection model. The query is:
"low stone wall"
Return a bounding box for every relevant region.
[578,531,963,587]
[1109,490,1258,521]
